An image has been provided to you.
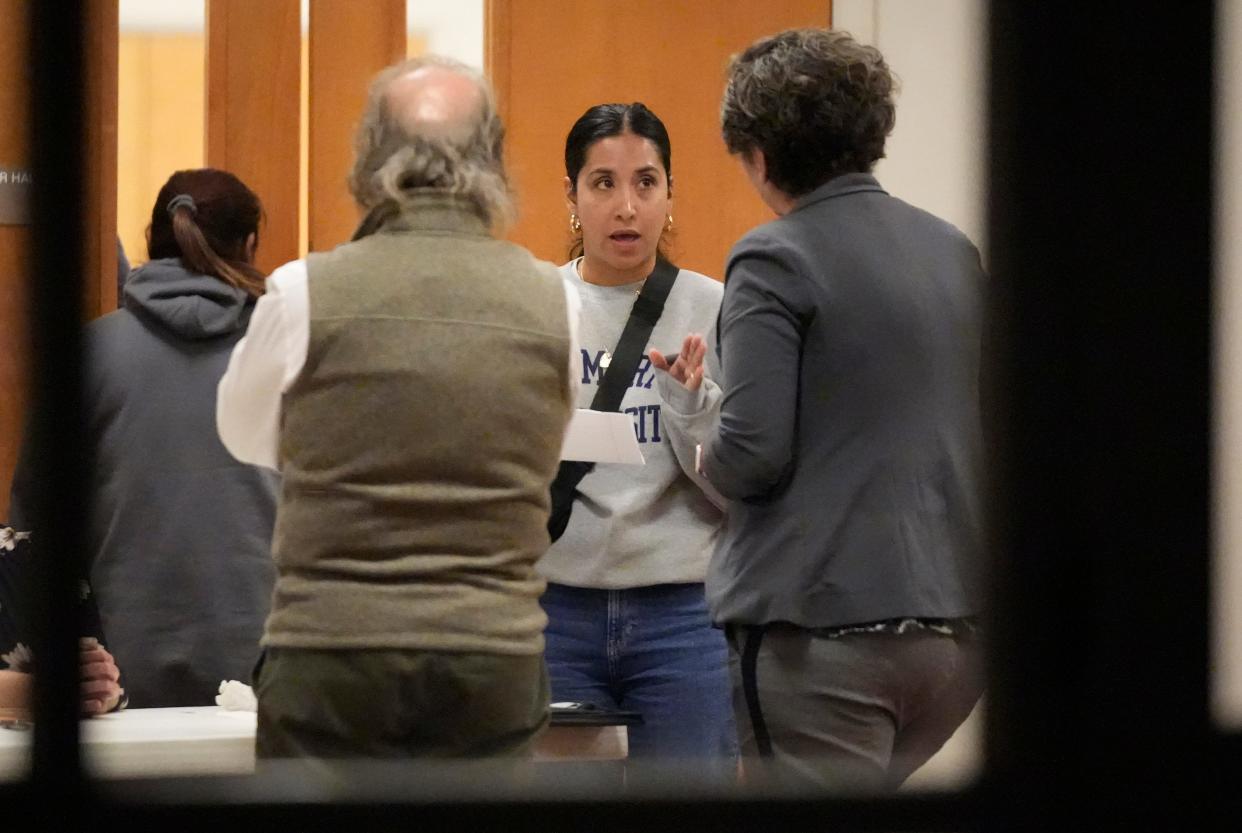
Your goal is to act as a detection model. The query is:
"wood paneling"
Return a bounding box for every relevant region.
[0,0,30,519]
[307,0,406,253]
[84,0,119,317]
[486,0,832,279]
[116,34,205,271]
[206,0,301,275]
[1,1,119,516]
[117,23,419,266]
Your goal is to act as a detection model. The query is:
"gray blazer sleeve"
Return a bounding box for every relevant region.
[703,235,811,501]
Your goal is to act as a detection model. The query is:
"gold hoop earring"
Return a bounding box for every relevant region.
[570,213,581,233]
[665,214,674,231]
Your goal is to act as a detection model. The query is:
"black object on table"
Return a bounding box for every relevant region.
[549,702,643,727]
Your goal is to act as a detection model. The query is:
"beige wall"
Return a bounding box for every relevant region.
[833,0,986,252]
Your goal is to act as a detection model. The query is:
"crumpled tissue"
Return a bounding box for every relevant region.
[215,680,258,712]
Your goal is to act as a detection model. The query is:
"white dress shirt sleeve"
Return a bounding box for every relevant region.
[216,260,310,470]
[217,262,579,469]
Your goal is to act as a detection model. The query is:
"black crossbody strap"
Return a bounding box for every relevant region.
[545,258,679,542]
[589,257,679,412]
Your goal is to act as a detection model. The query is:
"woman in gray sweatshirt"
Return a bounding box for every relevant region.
[537,103,735,765]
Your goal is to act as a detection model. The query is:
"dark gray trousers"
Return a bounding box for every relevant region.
[728,625,983,792]
[255,647,549,760]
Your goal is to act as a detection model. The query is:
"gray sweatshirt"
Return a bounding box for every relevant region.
[536,261,725,588]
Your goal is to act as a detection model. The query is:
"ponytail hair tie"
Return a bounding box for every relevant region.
[166,194,197,217]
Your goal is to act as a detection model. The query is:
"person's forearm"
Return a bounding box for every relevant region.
[701,247,805,502]
[658,375,728,507]
[701,323,799,501]
[0,670,32,711]
[702,418,794,501]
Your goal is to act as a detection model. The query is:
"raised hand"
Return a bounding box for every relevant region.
[649,333,707,392]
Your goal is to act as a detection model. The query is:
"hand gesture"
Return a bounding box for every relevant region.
[649,333,707,392]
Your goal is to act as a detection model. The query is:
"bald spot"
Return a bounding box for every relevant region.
[384,65,484,139]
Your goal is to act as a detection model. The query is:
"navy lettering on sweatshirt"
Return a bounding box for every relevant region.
[581,349,663,443]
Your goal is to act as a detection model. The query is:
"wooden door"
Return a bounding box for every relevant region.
[206,0,301,275]
[0,1,118,519]
[307,0,407,253]
[486,1,832,279]
[0,0,31,520]
[83,0,120,318]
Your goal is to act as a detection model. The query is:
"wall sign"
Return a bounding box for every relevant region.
[0,167,31,225]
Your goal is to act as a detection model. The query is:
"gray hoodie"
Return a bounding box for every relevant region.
[10,258,279,707]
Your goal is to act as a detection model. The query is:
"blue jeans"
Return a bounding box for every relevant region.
[541,582,737,762]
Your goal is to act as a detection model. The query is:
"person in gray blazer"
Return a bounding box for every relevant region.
[688,28,986,791]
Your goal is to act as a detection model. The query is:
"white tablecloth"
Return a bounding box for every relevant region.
[0,706,256,780]
[0,705,626,780]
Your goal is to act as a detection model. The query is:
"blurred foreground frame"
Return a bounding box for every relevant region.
[2,1,1239,831]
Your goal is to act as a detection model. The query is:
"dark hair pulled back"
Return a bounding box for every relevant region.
[147,168,266,297]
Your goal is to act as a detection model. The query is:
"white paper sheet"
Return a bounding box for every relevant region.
[559,409,645,464]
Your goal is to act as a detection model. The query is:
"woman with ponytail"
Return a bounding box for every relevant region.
[9,168,280,707]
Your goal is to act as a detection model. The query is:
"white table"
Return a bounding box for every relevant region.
[0,706,627,779]
[0,706,257,780]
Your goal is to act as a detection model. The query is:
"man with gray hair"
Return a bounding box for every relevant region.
[217,56,580,759]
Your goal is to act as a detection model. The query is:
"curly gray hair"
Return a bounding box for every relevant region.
[348,56,514,232]
[721,28,897,197]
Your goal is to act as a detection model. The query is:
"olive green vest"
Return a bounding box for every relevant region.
[265,194,572,655]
